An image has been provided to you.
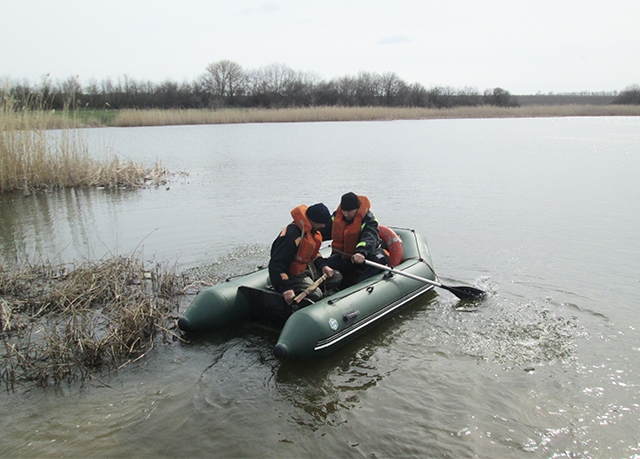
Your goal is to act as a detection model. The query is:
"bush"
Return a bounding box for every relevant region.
[613,85,640,105]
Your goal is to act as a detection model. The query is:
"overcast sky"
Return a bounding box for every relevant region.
[2,0,638,94]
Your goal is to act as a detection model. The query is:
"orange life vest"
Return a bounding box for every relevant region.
[286,204,323,276]
[331,195,372,258]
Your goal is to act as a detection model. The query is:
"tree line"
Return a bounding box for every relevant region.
[3,60,639,111]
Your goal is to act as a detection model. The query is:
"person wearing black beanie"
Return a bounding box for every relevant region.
[269,203,342,306]
[324,192,388,287]
[306,203,331,224]
[340,192,360,211]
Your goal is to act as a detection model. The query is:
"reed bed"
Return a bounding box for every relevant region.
[111,104,640,127]
[0,107,89,130]
[1,102,169,194]
[0,254,188,389]
[0,129,169,194]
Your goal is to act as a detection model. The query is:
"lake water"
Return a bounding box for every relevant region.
[1,117,639,458]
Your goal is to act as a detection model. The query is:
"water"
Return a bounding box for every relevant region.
[1,117,639,458]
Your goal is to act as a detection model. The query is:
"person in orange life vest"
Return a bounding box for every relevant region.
[268,203,343,305]
[324,192,389,286]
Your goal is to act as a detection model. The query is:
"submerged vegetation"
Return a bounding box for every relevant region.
[0,254,187,389]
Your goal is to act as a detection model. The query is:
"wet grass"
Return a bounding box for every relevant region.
[0,254,190,390]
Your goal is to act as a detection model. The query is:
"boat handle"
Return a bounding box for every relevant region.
[343,310,360,321]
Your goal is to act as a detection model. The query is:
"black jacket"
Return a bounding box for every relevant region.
[268,223,329,293]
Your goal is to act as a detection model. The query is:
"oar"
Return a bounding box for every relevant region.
[292,273,329,304]
[362,259,485,301]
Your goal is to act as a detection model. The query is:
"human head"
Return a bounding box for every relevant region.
[340,192,360,211]
[306,203,330,229]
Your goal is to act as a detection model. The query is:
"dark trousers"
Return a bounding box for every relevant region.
[291,262,343,301]
[326,252,388,288]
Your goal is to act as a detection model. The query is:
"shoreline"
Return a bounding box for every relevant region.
[54,104,640,129]
[110,104,640,127]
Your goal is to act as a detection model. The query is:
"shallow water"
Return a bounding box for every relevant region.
[1,117,639,458]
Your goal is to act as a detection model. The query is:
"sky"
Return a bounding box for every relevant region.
[2,0,639,95]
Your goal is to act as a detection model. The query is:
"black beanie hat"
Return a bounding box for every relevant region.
[306,203,330,223]
[340,192,360,211]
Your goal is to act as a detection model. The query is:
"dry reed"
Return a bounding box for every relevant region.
[0,255,187,389]
[111,104,640,127]
[1,98,169,194]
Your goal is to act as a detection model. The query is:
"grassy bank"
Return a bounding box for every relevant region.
[110,104,640,127]
[1,103,168,194]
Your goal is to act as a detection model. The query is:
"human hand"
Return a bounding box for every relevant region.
[351,253,365,264]
[283,289,295,304]
[322,266,335,277]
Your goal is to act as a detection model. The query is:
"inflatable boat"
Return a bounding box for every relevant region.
[178,227,441,359]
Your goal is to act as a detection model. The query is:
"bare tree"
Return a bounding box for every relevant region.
[406,82,428,107]
[428,86,457,108]
[483,87,518,107]
[57,75,82,110]
[203,60,246,104]
[613,84,640,105]
[379,72,404,106]
[336,75,358,106]
[260,63,295,94]
[283,70,320,106]
[354,71,382,106]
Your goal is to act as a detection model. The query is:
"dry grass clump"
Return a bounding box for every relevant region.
[0,128,169,194]
[1,97,169,194]
[0,255,186,389]
[111,104,640,127]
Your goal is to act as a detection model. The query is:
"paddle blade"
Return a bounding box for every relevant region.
[442,284,486,300]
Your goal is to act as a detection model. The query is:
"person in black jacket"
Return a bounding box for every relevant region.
[324,192,388,286]
[269,203,342,305]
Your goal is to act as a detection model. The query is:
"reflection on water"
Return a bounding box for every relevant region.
[0,188,143,264]
[191,310,416,431]
[273,342,392,431]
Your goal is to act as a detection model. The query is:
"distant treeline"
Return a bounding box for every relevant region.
[3,61,640,111]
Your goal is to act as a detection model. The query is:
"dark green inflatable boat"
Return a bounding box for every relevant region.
[178,227,438,359]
